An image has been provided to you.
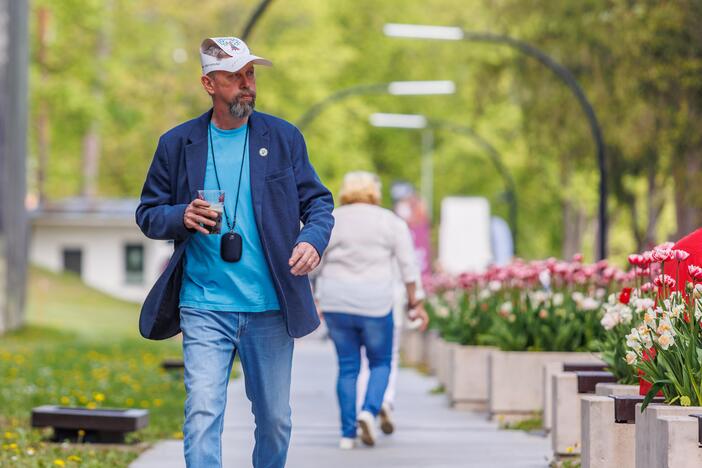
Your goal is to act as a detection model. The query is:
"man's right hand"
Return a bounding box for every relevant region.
[184,198,218,235]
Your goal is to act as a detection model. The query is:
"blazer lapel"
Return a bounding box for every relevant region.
[248,112,270,228]
[185,110,212,199]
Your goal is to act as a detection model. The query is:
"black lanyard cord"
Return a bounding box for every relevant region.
[208,122,249,232]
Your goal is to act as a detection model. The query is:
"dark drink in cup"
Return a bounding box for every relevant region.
[208,203,223,234]
[197,190,225,235]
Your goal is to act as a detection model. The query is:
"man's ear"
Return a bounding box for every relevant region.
[200,73,216,96]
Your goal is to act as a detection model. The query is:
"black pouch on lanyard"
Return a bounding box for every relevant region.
[221,231,243,263]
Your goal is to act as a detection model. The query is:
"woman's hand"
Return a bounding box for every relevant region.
[407,302,429,332]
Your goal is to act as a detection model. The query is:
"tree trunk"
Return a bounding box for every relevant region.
[36,6,49,204]
[80,0,112,198]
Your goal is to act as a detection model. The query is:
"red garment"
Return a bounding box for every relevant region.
[663,227,702,291]
[641,228,702,395]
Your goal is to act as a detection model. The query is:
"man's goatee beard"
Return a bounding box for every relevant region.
[229,96,255,119]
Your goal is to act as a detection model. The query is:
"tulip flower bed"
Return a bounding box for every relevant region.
[426,256,630,352]
[619,243,702,409]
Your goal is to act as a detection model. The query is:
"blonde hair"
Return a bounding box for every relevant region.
[339,171,382,206]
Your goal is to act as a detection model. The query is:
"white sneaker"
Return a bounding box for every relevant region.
[379,402,395,435]
[357,410,376,446]
[339,437,355,450]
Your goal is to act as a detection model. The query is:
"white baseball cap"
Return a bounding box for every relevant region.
[199,37,272,75]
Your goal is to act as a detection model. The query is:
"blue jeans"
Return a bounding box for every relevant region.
[180,307,294,468]
[323,311,394,438]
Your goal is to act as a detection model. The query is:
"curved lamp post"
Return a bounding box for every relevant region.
[370,113,519,248]
[240,0,276,41]
[384,23,608,260]
[296,81,456,131]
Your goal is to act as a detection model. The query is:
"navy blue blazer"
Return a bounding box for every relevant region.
[135,109,334,340]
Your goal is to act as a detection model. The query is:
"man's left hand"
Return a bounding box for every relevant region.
[288,242,320,276]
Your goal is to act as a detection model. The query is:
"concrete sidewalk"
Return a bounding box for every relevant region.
[131,336,550,468]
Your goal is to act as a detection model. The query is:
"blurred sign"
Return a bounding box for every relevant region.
[439,197,492,274]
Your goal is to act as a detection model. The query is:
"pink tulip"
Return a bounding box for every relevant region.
[652,248,674,263]
[688,265,702,282]
[673,249,690,261]
[653,274,676,290]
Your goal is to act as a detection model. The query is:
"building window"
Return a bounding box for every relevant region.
[125,244,144,284]
[62,248,82,277]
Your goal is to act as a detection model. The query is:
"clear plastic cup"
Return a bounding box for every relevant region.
[197,190,225,234]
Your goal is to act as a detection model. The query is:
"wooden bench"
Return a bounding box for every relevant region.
[691,414,702,445]
[563,362,607,372]
[575,371,617,393]
[31,405,149,443]
[610,395,665,423]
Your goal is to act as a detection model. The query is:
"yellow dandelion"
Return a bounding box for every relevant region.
[67,455,82,462]
[77,429,86,437]
[9,443,17,450]
[140,400,150,408]
[86,402,97,409]
[60,396,71,405]
[54,460,65,467]
[4,432,15,439]
[172,431,184,440]
[125,398,135,406]
[93,393,105,402]
[153,399,163,407]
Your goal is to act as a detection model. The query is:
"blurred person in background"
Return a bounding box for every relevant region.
[313,171,429,450]
[356,182,429,436]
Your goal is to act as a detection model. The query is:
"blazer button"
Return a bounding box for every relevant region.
[259,148,268,157]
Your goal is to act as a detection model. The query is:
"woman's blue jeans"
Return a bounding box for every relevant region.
[323,311,394,438]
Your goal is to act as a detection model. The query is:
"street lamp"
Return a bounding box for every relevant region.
[370,113,434,221]
[296,80,456,130]
[384,22,609,260]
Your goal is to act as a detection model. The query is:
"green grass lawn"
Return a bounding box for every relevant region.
[0,267,188,467]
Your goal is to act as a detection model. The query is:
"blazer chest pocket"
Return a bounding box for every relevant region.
[265,166,294,182]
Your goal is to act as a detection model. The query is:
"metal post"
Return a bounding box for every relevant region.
[460,31,607,259]
[240,0,275,41]
[421,129,434,222]
[0,0,29,334]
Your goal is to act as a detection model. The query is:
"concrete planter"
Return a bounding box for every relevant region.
[400,328,425,367]
[425,329,441,374]
[488,350,600,420]
[542,356,604,432]
[579,384,639,468]
[435,338,454,387]
[635,403,702,468]
[446,345,496,411]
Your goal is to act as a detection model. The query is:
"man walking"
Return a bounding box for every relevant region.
[135,37,334,468]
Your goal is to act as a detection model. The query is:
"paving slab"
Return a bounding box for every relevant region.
[131,337,550,468]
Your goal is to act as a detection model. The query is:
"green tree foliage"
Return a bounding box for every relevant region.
[27,0,702,262]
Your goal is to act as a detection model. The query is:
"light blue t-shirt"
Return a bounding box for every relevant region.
[179,122,280,312]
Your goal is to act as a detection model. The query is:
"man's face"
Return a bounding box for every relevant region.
[203,63,257,119]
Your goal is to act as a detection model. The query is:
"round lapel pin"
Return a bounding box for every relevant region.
[259,148,268,157]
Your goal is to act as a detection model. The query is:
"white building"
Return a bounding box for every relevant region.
[30,198,173,303]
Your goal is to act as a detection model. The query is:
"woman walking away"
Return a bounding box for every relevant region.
[313,171,429,450]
